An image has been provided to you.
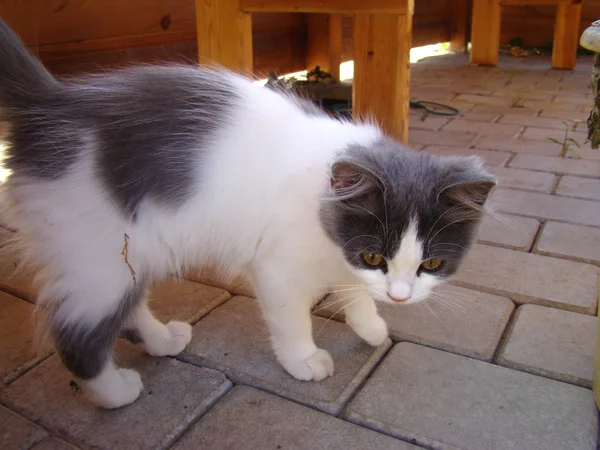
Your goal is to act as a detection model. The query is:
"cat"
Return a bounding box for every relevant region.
[0,20,496,409]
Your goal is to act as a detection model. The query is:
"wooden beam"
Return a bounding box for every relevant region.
[502,0,580,4]
[240,0,413,15]
[470,0,501,66]
[353,14,412,144]
[195,0,253,72]
[305,13,342,79]
[450,0,468,52]
[552,1,582,69]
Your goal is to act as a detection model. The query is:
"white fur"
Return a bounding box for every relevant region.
[1,72,428,407]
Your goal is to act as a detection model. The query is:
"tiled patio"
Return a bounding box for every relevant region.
[1,52,599,449]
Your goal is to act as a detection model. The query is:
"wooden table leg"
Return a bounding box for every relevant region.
[353,14,412,144]
[306,14,342,79]
[552,1,583,70]
[195,0,253,72]
[470,0,501,66]
[450,0,469,52]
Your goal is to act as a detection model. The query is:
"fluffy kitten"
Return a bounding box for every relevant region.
[0,21,496,409]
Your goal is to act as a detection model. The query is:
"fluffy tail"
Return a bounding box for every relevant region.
[0,20,59,111]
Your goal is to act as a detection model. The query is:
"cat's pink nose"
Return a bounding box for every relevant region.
[387,293,409,303]
[388,279,412,303]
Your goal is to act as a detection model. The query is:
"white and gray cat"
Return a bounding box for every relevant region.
[0,21,496,409]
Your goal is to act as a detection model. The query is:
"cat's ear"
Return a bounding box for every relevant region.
[330,160,382,200]
[438,158,497,209]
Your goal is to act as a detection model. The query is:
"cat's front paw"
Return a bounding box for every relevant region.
[145,321,192,357]
[283,349,334,382]
[348,314,388,347]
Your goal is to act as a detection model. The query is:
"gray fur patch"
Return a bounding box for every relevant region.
[82,66,238,216]
[320,139,496,277]
[52,282,146,380]
[0,20,239,216]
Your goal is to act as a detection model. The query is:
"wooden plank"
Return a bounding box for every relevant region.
[502,0,580,5]
[470,0,501,66]
[195,0,253,72]
[552,1,583,69]
[0,0,196,47]
[450,0,469,52]
[306,14,342,78]
[353,14,412,144]
[240,0,413,15]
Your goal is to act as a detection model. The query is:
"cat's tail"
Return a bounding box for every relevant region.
[0,20,60,112]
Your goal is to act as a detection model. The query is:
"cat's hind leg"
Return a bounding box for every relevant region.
[48,277,146,409]
[121,298,192,357]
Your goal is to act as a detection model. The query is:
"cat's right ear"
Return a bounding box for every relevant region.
[330,160,382,201]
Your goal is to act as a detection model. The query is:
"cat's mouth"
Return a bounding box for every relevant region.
[387,293,409,303]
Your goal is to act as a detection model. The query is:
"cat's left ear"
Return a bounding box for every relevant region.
[438,157,497,209]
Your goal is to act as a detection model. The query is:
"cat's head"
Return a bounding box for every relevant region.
[320,139,496,305]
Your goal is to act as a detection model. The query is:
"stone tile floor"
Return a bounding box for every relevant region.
[1,52,599,449]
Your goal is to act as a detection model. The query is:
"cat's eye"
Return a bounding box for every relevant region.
[421,257,443,271]
[362,252,384,266]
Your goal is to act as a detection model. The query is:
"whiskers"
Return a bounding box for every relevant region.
[425,288,493,327]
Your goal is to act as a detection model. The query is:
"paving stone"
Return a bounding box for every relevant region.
[32,438,80,450]
[469,104,539,116]
[148,277,230,325]
[498,114,570,129]
[565,146,600,160]
[538,109,590,120]
[522,126,588,143]
[457,110,501,122]
[497,304,597,388]
[314,285,514,361]
[442,119,522,136]
[0,405,48,450]
[0,341,232,450]
[524,100,581,112]
[477,214,540,250]
[492,89,553,101]
[344,342,598,450]
[492,188,600,227]
[536,222,600,265]
[489,166,556,192]
[180,296,392,415]
[185,266,255,297]
[408,129,477,147]
[409,115,450,132]
[509,153,600,177]
[556,176,600,200]
[452,244,599,314]
[421,146,512,166]
[553,95,593,106]
[0,292,52,385]
[173,386,418,450]
[454,94,518,107]
[0,251,37,303]
[471,135,563,156]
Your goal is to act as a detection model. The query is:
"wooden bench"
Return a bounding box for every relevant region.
[194,0,414,144]
[470,0,583,69]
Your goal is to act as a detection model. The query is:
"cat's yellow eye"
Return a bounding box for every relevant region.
[362,252,384,266]
[421,257,443,271]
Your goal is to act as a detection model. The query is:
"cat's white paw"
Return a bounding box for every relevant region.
[283,349,334,382]
[145,321,192,356]
[348,314,388,347]
[85,367,143,409]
